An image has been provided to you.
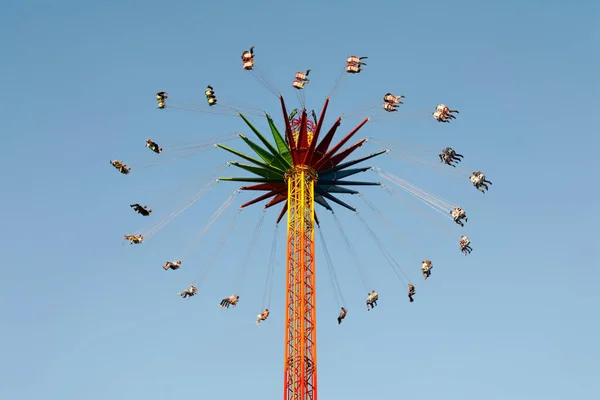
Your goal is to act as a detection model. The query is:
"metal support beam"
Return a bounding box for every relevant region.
[284,165,317,400]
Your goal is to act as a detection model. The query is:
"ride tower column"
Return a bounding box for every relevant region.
[216,96,381,400]
[283,164,317,400]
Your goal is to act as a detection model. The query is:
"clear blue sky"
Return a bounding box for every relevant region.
[1,1,598,399]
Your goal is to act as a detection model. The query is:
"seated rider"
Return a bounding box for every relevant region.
[460,236,472,255]
[421,260,432,279]
[163,260,181,270]
[436,104,459,119]
[408,284,416,303]
[337,307,347,325]
[383,93,405,104]
[111,160,131,174]
[470,174,487,193]
[451,206,468,227]
[256,308,269,325]
[124,234,143,244]
[471,171,492,193]
[366,289,378,310]
[292,70,311,89]
[241,46,255,70]
[382,102,399,112]
[156,92,167,109]
[441,147,463,165]
[146,139,162,154]
[346,56,367,73]
[130,204,152,216]
[205,85,217,105]
[179,285,197,299]
[219,295,239,309]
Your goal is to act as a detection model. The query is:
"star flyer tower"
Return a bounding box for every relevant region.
[217,96,385,400]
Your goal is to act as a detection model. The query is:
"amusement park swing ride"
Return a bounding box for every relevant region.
[112,47,490,400]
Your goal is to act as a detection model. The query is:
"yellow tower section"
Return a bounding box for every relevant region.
[284,164,317,400]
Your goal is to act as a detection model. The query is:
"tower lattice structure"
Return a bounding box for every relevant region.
[284,165,317,400]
